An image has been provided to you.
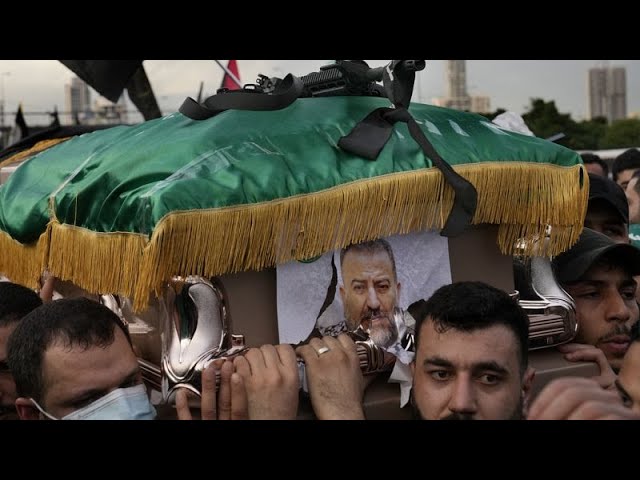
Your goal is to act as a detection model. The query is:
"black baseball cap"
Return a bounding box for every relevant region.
[588,173,629,224]
[552,228,640,284]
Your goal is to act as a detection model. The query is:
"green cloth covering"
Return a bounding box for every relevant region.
[0,96,582,244]
[629,223,640,249]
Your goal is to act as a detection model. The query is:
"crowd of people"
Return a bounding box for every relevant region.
[1,149,640,420]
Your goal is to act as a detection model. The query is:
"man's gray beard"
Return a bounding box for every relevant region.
[348,310,398,348]
[369,324,397,348]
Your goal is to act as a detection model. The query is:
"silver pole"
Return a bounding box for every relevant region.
[213,60,243,89]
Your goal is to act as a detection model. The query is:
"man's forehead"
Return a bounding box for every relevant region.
[619,168,640,181]
[418,321,519,363]
[574,263,635,284]
[342,250,393,274]
[42,331,136,395]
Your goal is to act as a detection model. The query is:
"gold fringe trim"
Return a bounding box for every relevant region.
[0,229,48,289]
[46,222,147,299]
[132,162,587,310]
[0,161,587,311]
[0,137,71,169]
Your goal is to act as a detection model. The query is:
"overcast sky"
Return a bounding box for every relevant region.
[0,60,638,125]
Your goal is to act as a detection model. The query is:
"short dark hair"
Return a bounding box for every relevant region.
[340,238,397,280]
[612,149,640,181]
[413,281,529,373]
[581,153,609,177]
[7,297,132,401]
[0,282,42,327]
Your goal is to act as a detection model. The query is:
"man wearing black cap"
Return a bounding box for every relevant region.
[586,173,630,244]
[553,228,640,372]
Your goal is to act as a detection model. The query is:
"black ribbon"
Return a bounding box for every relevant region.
[338,106,478,237]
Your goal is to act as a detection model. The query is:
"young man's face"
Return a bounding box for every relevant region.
[411,319,532,420]
[584,200,629,244]
[340,249,400,347]
[616,168,640,191]
[26,328,143,419]
[616,341,640,415]
[563,264,638,372]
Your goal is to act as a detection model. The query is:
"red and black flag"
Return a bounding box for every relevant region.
[220,60,242,90]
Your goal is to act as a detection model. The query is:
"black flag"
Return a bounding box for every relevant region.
[59,60,142,103]
[15,104,29,139]
[125,65,162,121]
[50,106,60,128]
[196,81,204,103]
[59,60,161,121]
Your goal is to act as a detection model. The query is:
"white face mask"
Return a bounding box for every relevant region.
[31,383,157,420]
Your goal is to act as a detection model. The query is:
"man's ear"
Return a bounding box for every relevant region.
[339,284,346,303]
[521,367,536,417]
[15,398,42,420]
[396,282,401,300]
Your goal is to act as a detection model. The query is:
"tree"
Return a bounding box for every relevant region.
[570,117,607,150]
[522,98,577,147]
[600,119,640,149]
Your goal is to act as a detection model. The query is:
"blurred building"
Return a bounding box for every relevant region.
[65,76,92,124]
[588,65,626,123]
[65,76,130,125]
[470,95,491,114]
[433,61,490,113]
[444,60,471,111]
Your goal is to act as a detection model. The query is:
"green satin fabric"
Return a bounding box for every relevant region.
[629,224,640,249]
[0,97,582,244]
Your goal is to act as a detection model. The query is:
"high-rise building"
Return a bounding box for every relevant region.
[588,65,626,123]
[445,60,471,111]
[65,76,91,123]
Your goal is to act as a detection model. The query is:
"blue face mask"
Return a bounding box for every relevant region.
[31,383,157,420]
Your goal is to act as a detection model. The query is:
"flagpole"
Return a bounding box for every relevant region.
[213,60,243,89]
